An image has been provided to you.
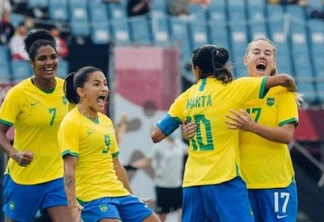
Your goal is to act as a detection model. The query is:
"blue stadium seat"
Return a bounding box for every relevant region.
[189,4,207,23]
[128,15,152,45]
[57,59,69,79]
[88,3,110,44]
[208,21,230,50]
[27,0,48,8]
[69,2,90,36]
[151,13,169,46]
[207,0,226,22]
[285,5,306,21]
[0,46,12,83]
[268,19,293,74]
[266,4,284,19]
[11,60,33,83]
[297,82,317,104]
[227,5,246,22]
[317,82,324,103]
[151,0,167,14]
[169,16,191,58]
[247,4,268,40]
[10,13,25,28]
[111,19,130,45]
[107,2,127,20]
[189,20,209,50]
[246,0,265,7]
[48,0,68,21]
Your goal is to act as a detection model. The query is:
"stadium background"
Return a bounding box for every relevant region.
[1,0,324,221]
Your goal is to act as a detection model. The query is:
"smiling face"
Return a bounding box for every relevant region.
[30,45,58,80]
[244,39,276,77]
[77,71,109,114]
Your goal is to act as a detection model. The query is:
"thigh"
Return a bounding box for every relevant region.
[202,177,254,222]
[257,182,298,222]
[182,187,209,222]
[3,175,44,222]
[118,195,154,222]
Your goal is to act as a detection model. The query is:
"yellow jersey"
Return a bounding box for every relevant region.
[0,77,69,184]
[58,107,129,202]
[240,86,298,189]
[163,76,269,187]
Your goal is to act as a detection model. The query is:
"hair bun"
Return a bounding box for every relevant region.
[215,47,229,66]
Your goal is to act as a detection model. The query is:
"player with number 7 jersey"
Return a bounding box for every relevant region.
[151,44,297,222]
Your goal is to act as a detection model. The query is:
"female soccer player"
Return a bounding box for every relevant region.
[225,38,300,222]
[59,66,160,222]
[151,44,297,222]
[0,29,72,221]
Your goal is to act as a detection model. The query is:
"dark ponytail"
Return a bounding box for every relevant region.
[64,66,100,105]
[64,72,78,105]
[192,44,233,84]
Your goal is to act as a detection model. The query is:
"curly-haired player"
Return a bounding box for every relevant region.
[0,29,73,221]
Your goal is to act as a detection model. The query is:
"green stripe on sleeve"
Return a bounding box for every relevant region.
[259,76,269,99]
[279,118,299,127]
[62,150,79,158]
[112,151,120,157]
[0,119,13,126]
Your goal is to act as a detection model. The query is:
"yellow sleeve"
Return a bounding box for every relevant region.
[0,87,24,125]
[277,91,299,126]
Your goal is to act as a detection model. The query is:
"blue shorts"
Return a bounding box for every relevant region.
[182,177,254,222]
[80,195,154,222]
[248,181,298,222]
[2,174,67,222]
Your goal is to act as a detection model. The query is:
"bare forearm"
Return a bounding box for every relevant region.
[250,123,294,144]
[115,165,133,194]
[64,168,77,206]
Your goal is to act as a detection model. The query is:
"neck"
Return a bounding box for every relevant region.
[32,76,56,91]
[77,104,98,120]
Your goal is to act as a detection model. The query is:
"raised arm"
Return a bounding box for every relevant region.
[266,74,297,92]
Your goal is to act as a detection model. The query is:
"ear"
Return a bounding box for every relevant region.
[29,60,34,70]
[243,56,248,66]
[76,87,85,98]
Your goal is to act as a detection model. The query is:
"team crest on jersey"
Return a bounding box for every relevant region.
[267,98,275,107]
[9,201,15,210]
[99,204,108,212]
[62,96,68,105]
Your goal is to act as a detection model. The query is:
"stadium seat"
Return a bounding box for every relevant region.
[88,3,110,44]
[189,20,209,50]
[208,21,230,50]
[189,4,207,23]
[27,0,48,8]
[307,19,324,80]
[151,13,170,46]
[10,13,25,28]
[169,16,191,58]
[107,2,127,20]
[266,4,284,19]
[128,15,152,45]
[111,19,131,45]
[11,60,33,83]
[151,0,167,14]
[69,2,90,36]
[0,46,12,83]
[57,59,69,79]
[207,0,226,22]
[48,0,68,21]
[297,82,318,104]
